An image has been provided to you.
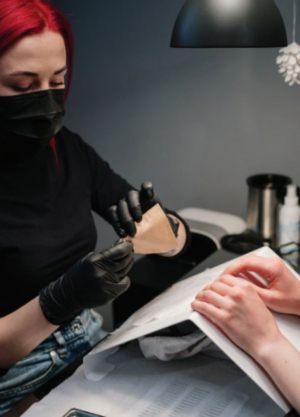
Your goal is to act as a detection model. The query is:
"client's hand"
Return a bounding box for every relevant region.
[107,182,179,238]
[191,275,282,359]
[221,255,300,316]
[39,241,134,325]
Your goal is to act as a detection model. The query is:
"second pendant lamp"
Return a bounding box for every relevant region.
[171,0,288,48]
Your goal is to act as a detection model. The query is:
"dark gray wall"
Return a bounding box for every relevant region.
[53,0,300,251]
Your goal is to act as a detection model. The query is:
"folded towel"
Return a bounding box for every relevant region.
[139,330,212,361]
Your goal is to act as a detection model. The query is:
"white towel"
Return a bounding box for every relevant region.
[138,330,212,361]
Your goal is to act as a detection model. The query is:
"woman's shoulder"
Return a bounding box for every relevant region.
[55,126,108,171]
[56,126,98,157]
[56,126,87,148]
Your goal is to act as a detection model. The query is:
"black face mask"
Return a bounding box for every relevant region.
[0,89,65,166]
[0,88,65,141]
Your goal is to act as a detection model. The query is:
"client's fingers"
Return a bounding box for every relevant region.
[191,299,223,324]
[202,281,231,297]
[216,274,262,290]
[222,255,280,282]
[195,288,229,309]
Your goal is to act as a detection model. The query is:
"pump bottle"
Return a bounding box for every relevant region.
[278,184,300,265]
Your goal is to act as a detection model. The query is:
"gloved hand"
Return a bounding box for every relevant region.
[107,182,179,238]
[39,241,134,326]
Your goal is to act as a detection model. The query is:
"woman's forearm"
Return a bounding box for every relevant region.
[161,215,187,257]
[192,275,300,413]
[0,297,58,369]
[254,336,300,414]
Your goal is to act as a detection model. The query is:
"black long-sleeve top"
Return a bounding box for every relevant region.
[0,126,133,318]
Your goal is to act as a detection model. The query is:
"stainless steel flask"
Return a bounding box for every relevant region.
[246,174,292,244]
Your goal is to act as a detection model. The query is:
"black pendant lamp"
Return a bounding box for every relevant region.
[171,0,288,48]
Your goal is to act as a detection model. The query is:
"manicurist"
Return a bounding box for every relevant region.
[0,1,189,414]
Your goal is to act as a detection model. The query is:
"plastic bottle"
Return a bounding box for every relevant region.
[278,184,300,266]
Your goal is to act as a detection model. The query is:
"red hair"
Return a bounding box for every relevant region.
[0,0,74,99]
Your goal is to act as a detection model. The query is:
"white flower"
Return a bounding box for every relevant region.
[276,42,300,86]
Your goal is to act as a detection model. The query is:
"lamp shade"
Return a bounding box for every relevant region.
[171,0,288,48]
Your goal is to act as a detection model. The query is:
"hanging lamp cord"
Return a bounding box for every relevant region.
[293,0,297,42]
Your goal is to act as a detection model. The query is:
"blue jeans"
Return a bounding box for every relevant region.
[0,309,106,416]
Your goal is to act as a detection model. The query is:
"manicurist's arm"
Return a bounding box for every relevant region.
[0,297,58,369]
[0,241,134,372]
[160,213,187,257]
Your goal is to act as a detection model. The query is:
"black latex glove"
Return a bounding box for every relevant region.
[39,241,134,326]
[107,182,179,238]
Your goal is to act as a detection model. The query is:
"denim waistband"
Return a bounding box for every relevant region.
[39,309,103,352]
[0,309,105,415]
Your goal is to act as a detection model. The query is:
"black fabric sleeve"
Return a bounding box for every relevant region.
[0,367,8,377]
[82,142,134,222]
